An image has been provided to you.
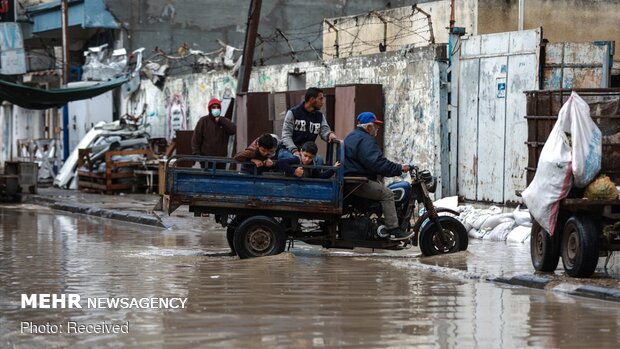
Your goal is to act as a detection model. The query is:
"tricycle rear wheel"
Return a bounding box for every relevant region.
[233,216,286,259]
[419,216,467,256]
[530,220,561,272]
[561,215,599,278]
[226,227,236,255]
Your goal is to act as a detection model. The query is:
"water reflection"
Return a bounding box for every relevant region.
[1,206,619,348]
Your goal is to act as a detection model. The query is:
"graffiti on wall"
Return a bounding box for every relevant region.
[166,93,187,141]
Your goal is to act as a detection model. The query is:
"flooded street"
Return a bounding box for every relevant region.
[1,206,620,348]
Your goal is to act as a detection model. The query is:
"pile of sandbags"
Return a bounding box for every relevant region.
[452,204,532,243]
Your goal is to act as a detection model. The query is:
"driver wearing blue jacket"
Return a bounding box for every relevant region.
[343,112,411,240]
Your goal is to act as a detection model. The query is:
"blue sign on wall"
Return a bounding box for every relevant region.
[0,22,26,75]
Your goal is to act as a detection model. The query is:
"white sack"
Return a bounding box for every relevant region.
[522,96,574,236]
[507,225,532,243]
[433,196,459,211]
[484,221,517,241]
[568,92,602,188]
[480,213,514,231]
[513,205,532,227]
[471,214,491,231]
[469,228,487,239]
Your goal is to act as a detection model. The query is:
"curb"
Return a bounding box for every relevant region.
[29,196,166,228]
[489,274,620,302]
[494,274,551,289]
[387,259,620,303]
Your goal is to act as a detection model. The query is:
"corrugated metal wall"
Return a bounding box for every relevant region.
[454,29,541,203]
[543,42,613,89]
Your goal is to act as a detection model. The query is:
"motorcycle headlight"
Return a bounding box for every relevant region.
[420,170,433,183]
[426,177,437,193]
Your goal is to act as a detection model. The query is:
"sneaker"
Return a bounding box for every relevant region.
[388,227,412,241]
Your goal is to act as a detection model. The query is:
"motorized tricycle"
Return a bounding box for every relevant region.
[163,141,468,259]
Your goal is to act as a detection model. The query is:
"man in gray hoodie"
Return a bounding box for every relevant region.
[279,87,337,160]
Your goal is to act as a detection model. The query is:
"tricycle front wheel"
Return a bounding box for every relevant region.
[419,216,467,256]
[233,216,286,259]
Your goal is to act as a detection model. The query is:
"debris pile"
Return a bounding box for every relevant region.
[54,117,152,190]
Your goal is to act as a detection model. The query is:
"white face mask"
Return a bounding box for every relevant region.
[211,108,221,117]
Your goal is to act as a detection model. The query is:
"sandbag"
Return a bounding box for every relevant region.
[469,228,487,239]
[471,214,491,230]
[480,213,514,231]
[507,225,531,243]
[433,196,459,211]
[484,221,517,241]
[513,205,532,227]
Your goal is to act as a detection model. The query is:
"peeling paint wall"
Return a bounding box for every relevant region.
[123,73,238,141]
[250,46,447,177]
[125,45,448,187]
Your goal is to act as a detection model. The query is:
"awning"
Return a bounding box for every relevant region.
[27,0,119,34]
[0,77,128,110]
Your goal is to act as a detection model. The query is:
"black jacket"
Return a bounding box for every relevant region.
[275,157,334,179]
[343,127,402,180]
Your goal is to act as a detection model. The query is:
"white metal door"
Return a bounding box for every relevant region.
[67,82,113,154]
[456,29,541,203]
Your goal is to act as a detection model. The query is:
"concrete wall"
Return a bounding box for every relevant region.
[478,0,620,68]
[103,0,426,67]
[124,45,448,186]
[323,0,477,59]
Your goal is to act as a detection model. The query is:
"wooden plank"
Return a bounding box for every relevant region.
[77,171,105,179]
[78,181,107,191]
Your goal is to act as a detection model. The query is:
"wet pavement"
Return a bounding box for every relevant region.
[1,195,620,348]
[27,188,620,282]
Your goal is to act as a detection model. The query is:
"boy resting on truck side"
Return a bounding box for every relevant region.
[275,141,340,179]
[233,133,278,175]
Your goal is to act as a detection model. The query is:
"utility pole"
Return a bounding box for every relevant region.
[61,0,69,85]
[518,0,524,31]
[61,0,70,160]
[227,0,262,160]
[236,0,262,94]
[449,0,455,29]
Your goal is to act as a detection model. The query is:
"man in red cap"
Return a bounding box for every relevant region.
[191,97,236,169]
[343,112,411,240]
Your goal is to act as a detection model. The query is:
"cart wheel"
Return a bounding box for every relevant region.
[419,216,467,256]
[226,227,236,255]
[530,220,560,272]
[233,216,286,259]
[561,216,599,278]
